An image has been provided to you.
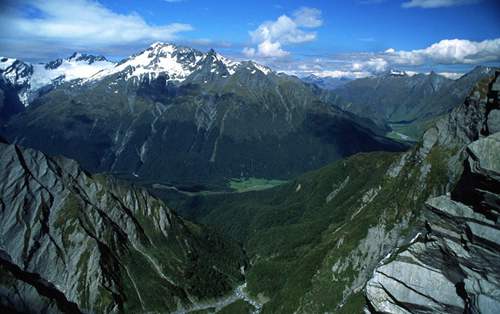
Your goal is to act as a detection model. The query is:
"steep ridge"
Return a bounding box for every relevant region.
[3,43,404,187]
[365,75,500,313]
[332,66,496,139]
[0,141,246,313]
[168,72,499,313]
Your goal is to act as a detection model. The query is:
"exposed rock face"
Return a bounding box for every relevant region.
[366,132,500,313]
[0,142,245,313]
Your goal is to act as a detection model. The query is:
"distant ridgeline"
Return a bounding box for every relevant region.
[1,43,405,187]
[326,66,497,140]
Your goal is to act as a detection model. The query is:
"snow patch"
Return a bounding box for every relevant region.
[253,62,271,75]
[30,59,114,90]
[0,57,16,71]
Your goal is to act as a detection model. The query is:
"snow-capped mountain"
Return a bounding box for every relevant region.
[89,42,271,83]
[91,42,205,82]
[0,53,115,106]
[33,52,114,89]
[0,43,273,108]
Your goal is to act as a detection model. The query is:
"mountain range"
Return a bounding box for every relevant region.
[329,66,496,140]
[0,40,499,314]
[0,43,405,188]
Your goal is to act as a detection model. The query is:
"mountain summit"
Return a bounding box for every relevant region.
[0,53,115,109]
[89,42,271,84]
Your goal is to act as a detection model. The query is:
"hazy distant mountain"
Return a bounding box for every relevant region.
[302,74,352,90]
[333,66,496,139]
[2,43,405,188]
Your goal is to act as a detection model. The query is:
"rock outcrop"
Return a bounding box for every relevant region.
[0,142,246,313]
[365,134,500,313]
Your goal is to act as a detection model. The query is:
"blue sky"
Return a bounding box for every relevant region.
[0,0,499,77]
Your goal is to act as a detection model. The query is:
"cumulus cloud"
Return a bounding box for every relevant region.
[330,38,500,76]
[402,0,481,9]
[352,57,389,72]
[0,0,193,59]
[385,38,500,65]
[266,38,500,79]
[243,7,322,58]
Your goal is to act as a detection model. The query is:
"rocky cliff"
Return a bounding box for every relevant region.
[365,73,500,313]
[0,141,246,313]
[366,132,500,314]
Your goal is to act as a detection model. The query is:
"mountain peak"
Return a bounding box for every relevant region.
[92,42,204,82]
[149,41,175,49]
[0,57,17,71]
[67,52,108,63]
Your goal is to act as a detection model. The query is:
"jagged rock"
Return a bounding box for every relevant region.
[366,132,500,314]
[453,132,500,218]
[0,142,245,313]
[488,110,500,134]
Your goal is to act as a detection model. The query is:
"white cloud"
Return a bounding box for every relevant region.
[437,72,464,79]
[243,7,322,58]
[352,57,389,72]
[385,38,500,65]
[257,40,289,57]
[0,0,193,58]
[292,7,323,28]
[402,0,481,8]
[339,38,500,75]
[242,47,256,57]
[311,70,372,79]
[265,38,499,80]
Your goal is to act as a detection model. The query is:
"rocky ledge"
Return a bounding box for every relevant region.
[366,132,500,314]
